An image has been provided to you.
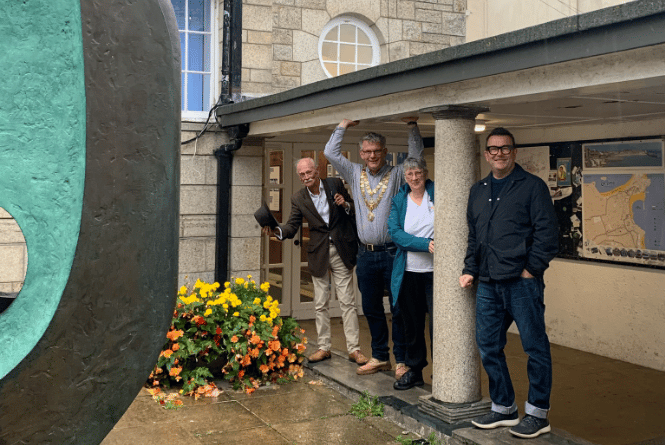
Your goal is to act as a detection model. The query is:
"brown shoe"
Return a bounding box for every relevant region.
[395,363,409,380]
[308,349,331,363]
[348,350,369,365]
[356,358,391,375]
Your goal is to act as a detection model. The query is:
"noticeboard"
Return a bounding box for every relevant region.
[518,137,665,269]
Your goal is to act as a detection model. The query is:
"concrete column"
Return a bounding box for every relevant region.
[419,105,491,423]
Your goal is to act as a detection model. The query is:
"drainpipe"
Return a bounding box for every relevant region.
[219,0,242,105]
[214,0,245,283]
[214,124,249,284]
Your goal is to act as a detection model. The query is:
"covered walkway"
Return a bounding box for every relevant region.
[299,317,665,445]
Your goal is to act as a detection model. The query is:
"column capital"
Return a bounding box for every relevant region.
[420,105,489,121]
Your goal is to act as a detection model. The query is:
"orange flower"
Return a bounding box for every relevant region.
[281,348,289,356]
[249,315,256,324]
[231,335,238,343]
[162,349,173,358]
[288,353,297,363]
[166,330,184,341]
[249,348,260,358]
[245,387,255,394]
[250,334,261,345]
[171,343,180,352]
[238,370,245,379]
[272,325,280,337]
[259,364,269,373]
[278,355,286,364]
[216,326,222,335]
[192,315,206,326]
[241,355,252,366]
[268,340,281,351]
[169,366,182,377]
[297,343,306,353]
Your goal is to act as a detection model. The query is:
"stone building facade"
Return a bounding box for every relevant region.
[242,0,467,96]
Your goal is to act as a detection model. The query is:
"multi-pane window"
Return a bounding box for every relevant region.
[318,17,380,78]
[172,0,215,117]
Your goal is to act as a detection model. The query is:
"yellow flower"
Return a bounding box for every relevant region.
[247,275,252,280]
[178,285,188,295]
[194,279,204,289]
[260,314,267,322]
[235,277,245,285]
[233,311,240,317]
[224,281,230,288]
[253,298,261,305]
[260,282,270,292]
[204,308,212,316]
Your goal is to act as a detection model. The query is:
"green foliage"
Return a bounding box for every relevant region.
[349,391,384,419]
[394,432,442,445]
[148,276,307,394]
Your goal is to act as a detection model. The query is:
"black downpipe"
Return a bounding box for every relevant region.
[215,0,246,283]
[214,125,249,284]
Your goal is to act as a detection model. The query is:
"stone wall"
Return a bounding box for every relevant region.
[241,0,466,96]
[178,124,263,287]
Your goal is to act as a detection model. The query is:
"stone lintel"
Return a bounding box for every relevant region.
[420,105,489,120]
[419,395,491,424]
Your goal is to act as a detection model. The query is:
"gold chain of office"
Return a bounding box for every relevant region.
[360,167,391,221]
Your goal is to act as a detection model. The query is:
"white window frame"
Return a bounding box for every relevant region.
[175,0,219,122]
[318,16,381,79]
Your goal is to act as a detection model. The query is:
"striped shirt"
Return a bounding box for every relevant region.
[324,125,424,245]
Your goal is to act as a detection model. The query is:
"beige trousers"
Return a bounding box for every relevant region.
[311,243,360,354]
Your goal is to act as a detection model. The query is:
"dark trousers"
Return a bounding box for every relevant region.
[398,271,433,372]
[476,277,552,417]
[356,245,405,363]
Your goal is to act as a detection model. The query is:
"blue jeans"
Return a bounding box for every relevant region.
[476,277,551,419]
[356,245,405,363]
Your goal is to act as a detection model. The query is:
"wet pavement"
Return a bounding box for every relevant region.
[101,373,413,445]
[102,316,665,445]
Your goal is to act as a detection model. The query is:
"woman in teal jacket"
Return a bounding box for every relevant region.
[388,157,434,390]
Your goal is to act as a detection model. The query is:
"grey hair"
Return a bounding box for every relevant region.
[358,132,386,150]
[295,157,316,169]
[402,157,428,177]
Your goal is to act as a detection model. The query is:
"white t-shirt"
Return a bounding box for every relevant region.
[405,190,434,272]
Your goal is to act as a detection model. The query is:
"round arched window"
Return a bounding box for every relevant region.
[318,17,380,78]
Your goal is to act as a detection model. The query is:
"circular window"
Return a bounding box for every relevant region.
[318,17,380,78]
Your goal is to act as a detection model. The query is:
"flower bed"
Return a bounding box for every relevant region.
[148,276,307,395]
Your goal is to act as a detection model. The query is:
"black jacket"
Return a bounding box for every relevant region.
[462,163,559,281]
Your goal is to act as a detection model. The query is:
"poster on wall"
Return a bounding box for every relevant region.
[581,139,665,267]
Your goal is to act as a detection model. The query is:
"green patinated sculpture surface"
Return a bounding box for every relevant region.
[0,0,86,379]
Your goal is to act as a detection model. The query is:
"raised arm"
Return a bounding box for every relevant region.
[403,116,424,159]
[324,119,358,184]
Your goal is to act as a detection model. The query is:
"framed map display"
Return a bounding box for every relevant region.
[518,137,665,269]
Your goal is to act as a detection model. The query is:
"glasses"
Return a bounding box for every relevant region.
[361,149,384,157]
[486,145,514,155]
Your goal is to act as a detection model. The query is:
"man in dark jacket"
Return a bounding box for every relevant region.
[263,158,368,366]
[459,127,558,439]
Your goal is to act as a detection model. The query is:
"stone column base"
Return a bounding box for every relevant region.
[419,395,491,424]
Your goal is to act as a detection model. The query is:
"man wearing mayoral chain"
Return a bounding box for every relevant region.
[324,117,424,377]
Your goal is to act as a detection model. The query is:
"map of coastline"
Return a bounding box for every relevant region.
[583,174,665,255]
